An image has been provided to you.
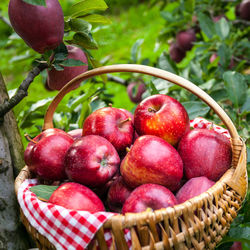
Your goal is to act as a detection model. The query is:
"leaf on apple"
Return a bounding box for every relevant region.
[30,185,59,201]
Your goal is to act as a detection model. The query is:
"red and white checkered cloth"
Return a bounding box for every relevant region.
[17,117,231,249]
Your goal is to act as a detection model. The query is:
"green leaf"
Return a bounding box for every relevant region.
[184,0,195,13]
[30,185,59,201]
[23,0,46,6]
[54,53,68,62]
[52,64,64,71]
[60,58,86,67]
[131,39,144,63]
[54,43,68,57]
[70,0,108,18]
[197,13,215,39]
[71,32,98,50]
[218,44,231,68]
[81,14,111,24]
[223,71,248,108]
[241,96,250,113]
[158,52,178,74]
[182,101,210,119]
[215,18,230,40]
[69,19,92,33]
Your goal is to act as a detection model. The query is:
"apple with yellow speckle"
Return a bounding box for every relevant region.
[134,94,189,146]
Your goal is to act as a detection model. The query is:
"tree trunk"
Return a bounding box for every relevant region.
[0,73,30,249]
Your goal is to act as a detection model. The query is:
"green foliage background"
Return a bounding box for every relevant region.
[0,0,249,248]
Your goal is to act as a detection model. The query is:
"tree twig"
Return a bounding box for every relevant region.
[107,74,128,86]
[232,19,250,26]
[0,14,11,28]
[0,63,48,118]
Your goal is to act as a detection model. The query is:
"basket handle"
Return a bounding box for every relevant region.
[43,64,242,167]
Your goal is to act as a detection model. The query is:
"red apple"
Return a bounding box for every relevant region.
[134,94,190,146]
[68,129,83,140]
[176,29,196,51]
[47,45,88,90]
[24,128,74,180]
[238,0,250,21]
[107,176,133,213]
[230,241,242,250]
[178,128,232,181]
[127,81,146,103]
[176,176,215,204]
[83,107,134,153]
[122,183,177,214]
[48,182,105,212]
[8,0,64,54]
[120,135,183,191]
[65,135,120,188]
[169,43,186,63]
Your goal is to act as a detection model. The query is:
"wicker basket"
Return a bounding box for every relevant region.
[15,64,248,250]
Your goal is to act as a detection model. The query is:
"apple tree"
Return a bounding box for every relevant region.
[0,0,112,248]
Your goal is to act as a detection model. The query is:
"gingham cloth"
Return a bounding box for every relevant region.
[17,117,230,249]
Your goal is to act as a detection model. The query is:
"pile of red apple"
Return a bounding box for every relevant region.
[25,94,232,214]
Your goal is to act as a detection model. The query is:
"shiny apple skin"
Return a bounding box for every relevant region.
[176,176,215,204]
[48,182,105,212]
[122,183,177,214]
[83,107,134,153]
[120,135,183,191]
[24,128,74,180]
[65,135,120,188]
[134,94,189,146]
[178,129,232,181]
[68,129,83,140]
[8,0,64,54]
[107,176,133,213]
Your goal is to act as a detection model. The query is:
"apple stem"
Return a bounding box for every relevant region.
[126,147,131,153]
[210,123,214,130]
[119,118,131,127]
[148,107,157,113]
[108,103,113,107]
[24,134,37,144]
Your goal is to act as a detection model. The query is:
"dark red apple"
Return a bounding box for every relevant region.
[48,182,105,212]
[134,94,189,146]
[107,176,133,213]
[65,135,120,188]
[68,129,83,140]
[47,45,88,90]
[122,183,177,214]
[176,176,215,204]
[169,43,186,63]
[230,241,242,250]
[238,0,250,20]
[178,128,232,181]
[176,29,196,51]
[127,81,146,103]
[83,107,134,153]
[8,0,64,54]
[24,128,74,180]
[120,135,183,191]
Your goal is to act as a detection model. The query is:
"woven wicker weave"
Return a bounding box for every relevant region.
[15,64,248,250]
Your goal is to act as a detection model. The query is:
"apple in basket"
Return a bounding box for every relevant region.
[178,128,232,181]
[48,182,105,212]
[120,135,183,191]
[134,94,190,146]
[107,176,133,213]
[65,135,120,188]
[122,183,177,214]
[24,128,74,180]
[176,176,215,204]
[83,107,134,154]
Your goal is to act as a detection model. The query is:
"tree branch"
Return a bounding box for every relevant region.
[0,63,48,118]
[0,14,11,28]
[107,74,128,86]
[232,19,250,26]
